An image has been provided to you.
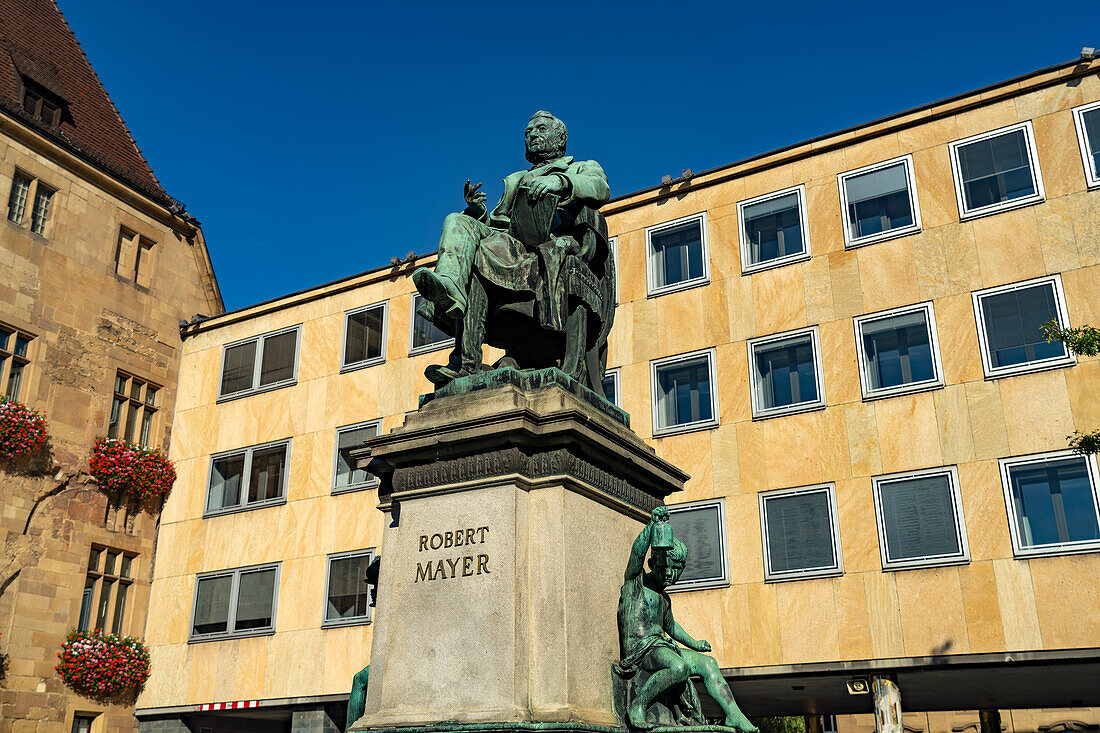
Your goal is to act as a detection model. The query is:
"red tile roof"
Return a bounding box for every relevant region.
[0,0,176,206]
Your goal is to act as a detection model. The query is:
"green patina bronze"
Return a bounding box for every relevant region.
[616,507,758,732]
[412,111,615,398]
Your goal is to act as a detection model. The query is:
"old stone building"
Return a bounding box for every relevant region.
[0,1,222,731]
[138,56,1100,733]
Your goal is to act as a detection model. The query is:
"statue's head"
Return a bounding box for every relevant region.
[525,111,568,164]
[650,539,687,589]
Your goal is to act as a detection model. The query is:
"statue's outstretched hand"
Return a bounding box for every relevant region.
[689,639,712,653]
[464,180,487,215]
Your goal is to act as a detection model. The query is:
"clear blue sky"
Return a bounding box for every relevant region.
[60,0,1099,312]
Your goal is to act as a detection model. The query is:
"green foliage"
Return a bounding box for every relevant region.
[1068,430,1100,457]
[1041,320,1100,357]
[756,717,807,733]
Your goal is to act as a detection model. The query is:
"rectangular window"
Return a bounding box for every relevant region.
[409,294,454,354]
[645,213,709,296]
[608,236,619,304]
[342,302,387,370]
[0,326,32,402]
[759,484,843,581]
[854,303,943,399]
[107,372,159,446]
[1000,451,1100,557]
[205,439,290,515]
[71,715,96,733]
[748,327,826,419]
[872,466,969,570]
[190,563,279,641]
[972,275,1074,379]
[601,367,621,407]
[949,121,1044,219]
[7,172,30,224]
[77,545,136,634]
[218,326,300,399]
[333,420,381,493]
[324,549,375,627]
[30,183,53,235]
[838,155,921,246]
[650,348,719,436]
[666,499,729,592]
[1072,100,1100,189]
[737,185,811,272]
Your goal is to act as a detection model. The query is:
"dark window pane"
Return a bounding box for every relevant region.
[103,552,118,575]
[259,331,297,386]
[327,555,371,621]
[120,555,132,578]
[88,547,102,571]
[5,361,23,401]
[844,163,913,239]
[108,397,124,438]
[30,187,51,234]
[755,337,817,409]
[72,715,94,733]
[0,329,9,351]
[656,357,712,427]
[765,491,836,574]
[345,307,384,365]
[958,130,1036,210]
[234,569,276,631]
[743,192,804,265]
[652,221,704,287]
[13,336,29,358]
[95,579,113,630]
[879,474,961,562]
[981,285,1066,369]
[248,444,287,503]
[601,374,618,405]
[668,505,723,584]
[140,410,153,446]
[221,341,257,395]
[7,174,29,224]
[77,576,95,631]
[124,402,138,442]
[111,582,129,634]
[861,311,935,390]
[209,453,245,511]
[411,296,451,350]
[129,380,142,400]
[145,387,157,406]
[1009,458,1100,548]
[335,425,378,489]
[193,575,231,635]
[1083,108,1100,177]
[114,374,126,394]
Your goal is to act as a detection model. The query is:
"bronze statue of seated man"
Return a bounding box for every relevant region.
[411,111,613,391]
[617,507,758,732]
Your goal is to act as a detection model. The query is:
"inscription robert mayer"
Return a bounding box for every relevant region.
[415,526,490,582]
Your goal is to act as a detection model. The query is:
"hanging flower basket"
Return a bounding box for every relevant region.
[89,437,176,504]
[55,629,150,701]
[0,397,48,461]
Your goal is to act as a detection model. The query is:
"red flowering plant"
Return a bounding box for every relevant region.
[56,629,150,701]
[89,437,176,504]
[0,397,48,461]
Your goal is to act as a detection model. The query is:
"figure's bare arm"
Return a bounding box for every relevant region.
[625,506,668,582]
[667,618,711,652]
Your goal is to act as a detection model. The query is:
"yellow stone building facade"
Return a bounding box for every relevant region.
[139,58,1100,732]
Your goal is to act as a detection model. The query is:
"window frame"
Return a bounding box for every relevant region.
[188,562,281,643]
[322,548,376,628]
[665,498,730,593]
[853,302,944,400]
[1072,100,1100,189]
[736,184,812,274]
[971,274,1075,379]
[332,420,382,494]
[217,324,302,401]
[77,545,137,635]
[948,121,1046,220]
[649,347,720,437]
[408,294,454,356]
[341,301,388,372]
[872,465,970,571]
[999,450,1100,558]
[107,372,160,447]
[759,483,843,582]
[608,236,620,304]
[601,366,621,408]
[204,438,292,517]
[837,154,922,248]
[747,326,827,420]
[0,323,34,403]
[7,170,31,225]
[644,212,711,297]
[29,180,54,236]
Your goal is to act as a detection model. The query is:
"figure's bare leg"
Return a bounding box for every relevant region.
[630,648,690,730]
[681,649,758,732]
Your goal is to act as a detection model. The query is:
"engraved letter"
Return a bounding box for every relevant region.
[446,557,459,578]
[477,554,490,575]
[466,528,476,546]
[444,531,453,548]
[419,535,428,552]
[430,533,443,550]
[476,526,489,543]
[454,529,464,547]
[415,562,433,583]
[435,559,446,578]
[463,555,474,576]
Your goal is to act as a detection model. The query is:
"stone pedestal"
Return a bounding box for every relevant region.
[348,373,686,732]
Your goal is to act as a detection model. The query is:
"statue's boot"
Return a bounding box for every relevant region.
[425,364,475,387]
[413,268,467,319]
